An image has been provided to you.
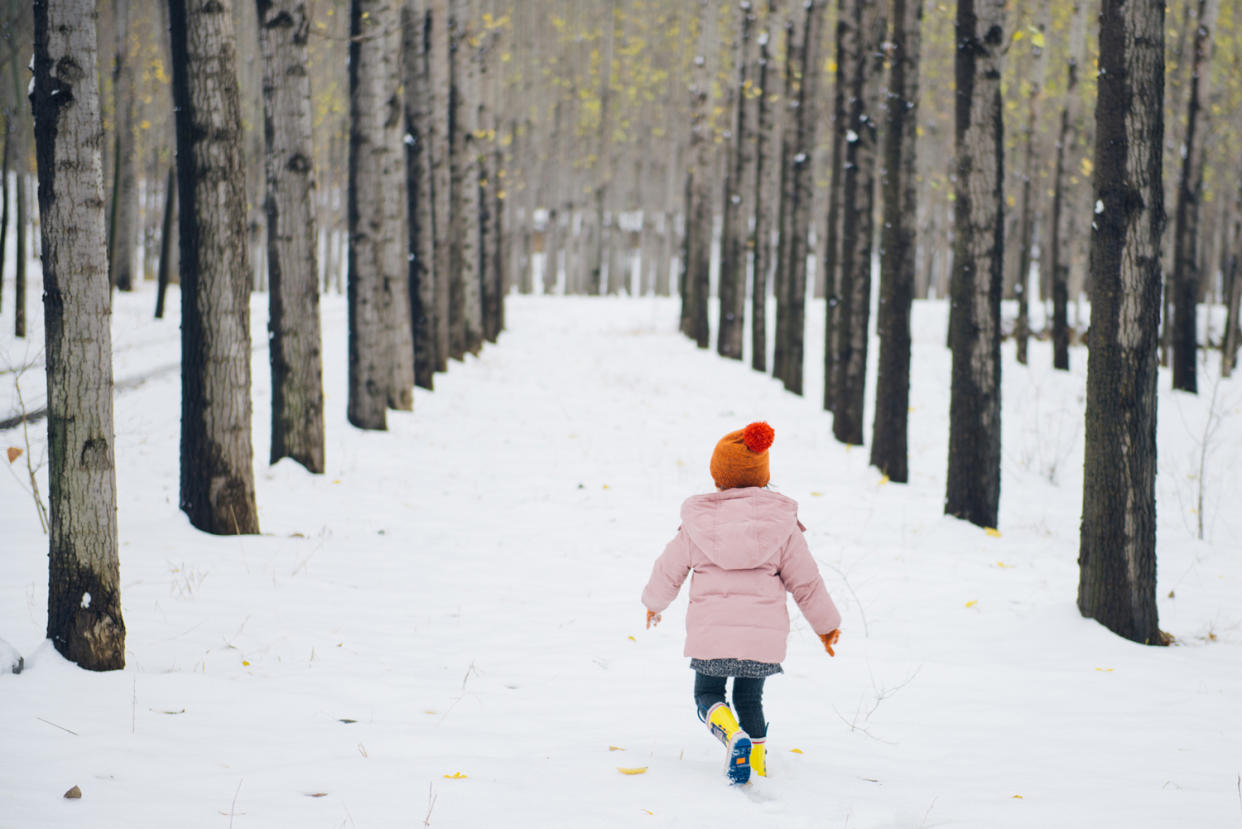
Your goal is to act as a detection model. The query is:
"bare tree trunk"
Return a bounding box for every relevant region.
[258,0,325,472]
[109,0,137,292]
[169,0,261,535]
[771,10,797,383]
[717,3,753,361]
[428,0,451,371]
[822,0,847,410]
[1223,173,1242,377]
[1170,0,1216,394]
[751,0,778,373]
[833,0,882,439]
[945,0,1006,529]
[1048,0,1086,371]
[1013,9,1046,367]
[32,0,126,670]
[590,0,618,297]
[0,115,9,314]
[684,1,712,349]
[870,0,922,482]
[1078,0,1165,646]
[404,0,437,388]
[154,165,175,319]
[457,0,484,355]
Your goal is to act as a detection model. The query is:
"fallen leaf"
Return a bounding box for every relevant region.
[965,600,978,608]
[609,745,626,752]
[627,636,636,642]
[790,748,803,754]
[64,785,82,799]
[877,475,890,485]
[985,527,1002,538]
[306,792,328,798]
[6,447,21,464]
[242,660,251,666]
[996,561,1014,569]
[1012,794,1024,799]
[1095,667,1113,673]
[443,772,468,779]
[617,767,648,775]
[643,809,654,815]
[810,491,824,497]
[339,718,357,724]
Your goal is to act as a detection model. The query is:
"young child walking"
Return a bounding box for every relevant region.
[642,422,841,785]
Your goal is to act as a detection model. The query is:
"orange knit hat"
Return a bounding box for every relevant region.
[710,422,775,490]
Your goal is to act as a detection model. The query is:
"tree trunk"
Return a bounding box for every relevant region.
[14,168,26,338]
[1013,11,1046,367]
[822,0,847,411]
[771,11,797,383]
[456,0,484,355]
[945,0,1006,529]
[404,0,437,389]
[833,0,882,440]
[1078,0,1165,646]
[684,1,712,350]
[776,0,824,396]
[0,116,9,313]
[1170,0,1216,394]
[751,1,778,373]
[258,0,325,473]
[154,165,175,319]
[1048,0,1086,371]
[870,0,922,482]
[109,0,137,292]
[1221,172,1242,377]
[427,0,451,371]
[169,0,261,535]
[718,3,754,361]
[590,0,618,297]
[32,0,126,671]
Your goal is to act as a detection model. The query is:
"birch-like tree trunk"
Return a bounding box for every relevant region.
[1013,10,1046,367]
[257,0,325,473]
[168,0,260,535]
[822,0,848,411]
[833,0,883,439]
[1170,0,1216,393]
[32,0,125,670]
[1078,0,1165,646]
[683,0,712,349]
[1224,174,1242,377]
[109,0,137,292]
[404,0,437,388]
[870,0,922,482]
[427,0,451,371]
[456,0,484,355]
[945,0,1006,529]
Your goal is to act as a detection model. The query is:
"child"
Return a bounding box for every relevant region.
[642,422,841,785]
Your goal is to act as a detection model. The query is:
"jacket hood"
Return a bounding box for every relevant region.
[679,488,801,570]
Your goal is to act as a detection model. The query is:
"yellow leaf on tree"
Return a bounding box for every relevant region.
[617,767,648,775]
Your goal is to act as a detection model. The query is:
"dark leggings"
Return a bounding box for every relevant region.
[694,672,767,739]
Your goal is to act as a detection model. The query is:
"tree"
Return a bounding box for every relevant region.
[1011,9,1046,367]
[945,0,1006,529]
[773,0,825,395]
[32,0,125,669]
[750,0,778,373]
[822,0,847,412]
[683,0,712,350]
[1078,0,1165,646]
[348,0,411,429]
[1047,0,1086,372]
[403,0,438,390]
[718,2,754,362]
[870,0,923,482]
[1170,0,1217,394]
[833,0,884,441]
[108,0,137,293]
[257,0,325,473]
[168,0,261,534]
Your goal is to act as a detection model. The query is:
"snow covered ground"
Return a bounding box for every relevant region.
[2,279,1241,828]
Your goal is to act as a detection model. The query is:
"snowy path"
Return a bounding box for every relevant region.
[2,291,1241,828]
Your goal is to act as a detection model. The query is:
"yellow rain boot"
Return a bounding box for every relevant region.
[705,703,752,784]
[750,739,767,777]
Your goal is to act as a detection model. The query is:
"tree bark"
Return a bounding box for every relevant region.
[1078,0,1165,646]
[257,0,325,473]
[870,0,922,482]
[109,0,137,292]
[822,0,847,411]
[154,165,175,319]
[1223,173,1242,377]
[32,0,126,670]
[1048,0,1086,371]
[1013,12,1046,367]
[833,0,883,440]
[717,3,754,361]
[404,0,438,388]
[168,0,261,535]
[427,0,451,371]
[945,0,1006,529]
[684,1,712,350]
[751,1,778,373]
[1170,0,1216,394]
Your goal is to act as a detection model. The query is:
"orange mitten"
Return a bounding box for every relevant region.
[819,629,841,656]
[646,610,661,629]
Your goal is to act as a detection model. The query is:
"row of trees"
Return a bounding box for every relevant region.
[20,0,510,671]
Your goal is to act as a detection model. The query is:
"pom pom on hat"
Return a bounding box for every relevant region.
[742,421,775,453]
[710,421,774,490]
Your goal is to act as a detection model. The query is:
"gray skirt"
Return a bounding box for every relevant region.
[690,657,784,678]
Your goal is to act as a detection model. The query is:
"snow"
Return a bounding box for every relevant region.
[2,268,1241,827]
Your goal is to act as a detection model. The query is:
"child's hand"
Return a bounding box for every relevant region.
[646,610,662,629]
[819,629,841,656]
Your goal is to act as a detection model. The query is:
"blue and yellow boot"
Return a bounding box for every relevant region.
[750,738,767,777]
[702,702,752,784]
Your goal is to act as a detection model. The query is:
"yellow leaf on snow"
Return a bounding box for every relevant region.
[985,527,1002,538]
[617,767,648,775]
[609,745,625,752]
[790,748,803,754]
[6,446,21,464]
[443,772,468,779]
[965,600,978,608]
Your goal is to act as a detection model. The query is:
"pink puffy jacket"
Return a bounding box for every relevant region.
[642,487,841,664]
